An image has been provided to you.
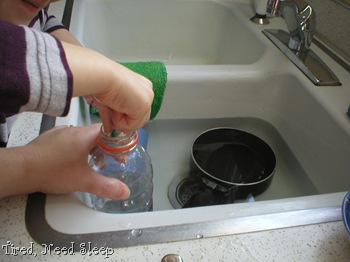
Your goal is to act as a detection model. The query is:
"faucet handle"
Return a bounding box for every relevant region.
[266,0,315,52]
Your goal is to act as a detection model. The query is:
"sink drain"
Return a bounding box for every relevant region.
[177,177,203,207]
[168,175,202,209]
[168,174,239,208]
[169,175,234,208]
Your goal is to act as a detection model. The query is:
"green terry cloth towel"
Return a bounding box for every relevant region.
[90,61,167,120]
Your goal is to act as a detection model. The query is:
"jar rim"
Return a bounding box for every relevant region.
[97,131,139,153]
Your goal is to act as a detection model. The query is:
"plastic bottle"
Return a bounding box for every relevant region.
[81,126,153,213]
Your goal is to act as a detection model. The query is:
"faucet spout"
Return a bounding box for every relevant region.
[261,0,340,85]
[266,0,316,52]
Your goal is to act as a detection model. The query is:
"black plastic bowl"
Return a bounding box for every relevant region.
[191,128,276,199]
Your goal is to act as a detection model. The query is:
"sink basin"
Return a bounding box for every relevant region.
[53,72,350,212]
[69,0,265,65]
[25,71,350,248]
[25,0,350,250]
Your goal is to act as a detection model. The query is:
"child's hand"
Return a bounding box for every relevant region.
[22,124,130,199]
[85,67,153,134]
[62,42,154,133]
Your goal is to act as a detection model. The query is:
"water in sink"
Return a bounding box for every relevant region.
[145,117,318,211]
[45,116,320,235]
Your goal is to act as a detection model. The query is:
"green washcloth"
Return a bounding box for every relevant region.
[90,61,167,120]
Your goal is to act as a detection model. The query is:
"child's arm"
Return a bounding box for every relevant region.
[0,21,153,199]
[50,28,82,46]
[0,20,153,131]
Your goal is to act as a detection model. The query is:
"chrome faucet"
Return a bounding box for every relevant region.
[266,0,315,52]
[261,0,341,85]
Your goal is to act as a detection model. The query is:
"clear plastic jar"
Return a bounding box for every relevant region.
[81,126,153,213]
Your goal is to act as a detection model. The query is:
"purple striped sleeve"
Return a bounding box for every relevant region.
[20,26,73,116]
[0,20,73,117]
[0,21,30,114]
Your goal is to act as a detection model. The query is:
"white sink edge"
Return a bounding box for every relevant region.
[45,191,345,235]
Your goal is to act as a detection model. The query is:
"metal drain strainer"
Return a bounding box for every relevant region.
[177,177,202,206]
[168,174,238,208]
[168,175,201,209]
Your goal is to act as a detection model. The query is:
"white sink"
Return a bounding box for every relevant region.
[25,0,350,249]
[69,0,265,65]
[45,69,350,242]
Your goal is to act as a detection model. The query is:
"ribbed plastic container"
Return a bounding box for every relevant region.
[81,126,153,213]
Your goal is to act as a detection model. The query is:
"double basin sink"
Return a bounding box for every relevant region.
[25,0,350,249]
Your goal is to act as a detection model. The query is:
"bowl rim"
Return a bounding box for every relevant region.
[191,127,276,186]
[341,191,350,234]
